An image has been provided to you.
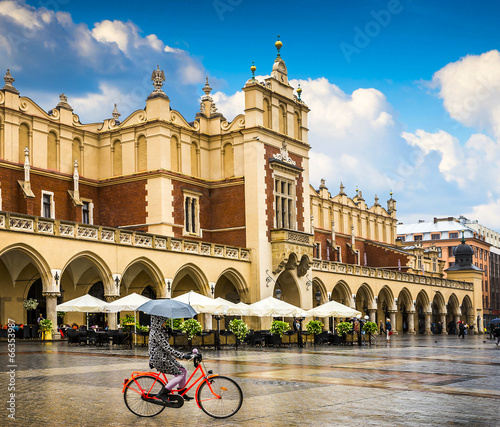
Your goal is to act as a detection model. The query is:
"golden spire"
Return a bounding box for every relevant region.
[275,35,282,57]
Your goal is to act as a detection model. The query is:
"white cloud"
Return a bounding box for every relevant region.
[0,0,44,30]
[432,50,500,138]
[401,129,465,186]
[180,63,204,85]
[212,90,244,119]
[91,20,131,54]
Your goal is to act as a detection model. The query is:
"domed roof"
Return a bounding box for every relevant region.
[453,241,474,257]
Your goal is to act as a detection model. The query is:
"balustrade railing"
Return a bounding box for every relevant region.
[0,212,250,262]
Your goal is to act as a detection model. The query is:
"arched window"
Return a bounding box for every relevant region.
[170,136,180,172]
[263,98,271,129]
[190,142,199,177]
[137,135,147,171]
[112,140,122,176]
[279,104,287,135]
[294,112,301,140]
[223,142,234,178]
[72,138,82,170]
[18,123,30,163]
[47,131,58,170]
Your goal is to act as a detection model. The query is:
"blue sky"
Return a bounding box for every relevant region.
[3,0,500,229]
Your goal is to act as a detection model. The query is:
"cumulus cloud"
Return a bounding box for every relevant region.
[0,1,205,122]
[400,50,500,228]
[432,50,500,138]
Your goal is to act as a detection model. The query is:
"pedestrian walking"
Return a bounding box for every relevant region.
[385,318,392,342]
[458,321,465,339]
[379,321,385,335]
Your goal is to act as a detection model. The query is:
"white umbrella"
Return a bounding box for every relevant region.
[304,300,361,318]
[173,290,226,315]
[248,296,306,317]
[56,294,111,330]
[234,302,251,316]
[56,294,110,312]
[107,292,152,346]
[107,292,151,312]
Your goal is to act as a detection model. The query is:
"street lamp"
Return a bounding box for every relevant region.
[214,309,227,351]
[275,285,282,300]
[166,280,171,298]
[211,284,215,297]
[315,290,321,306]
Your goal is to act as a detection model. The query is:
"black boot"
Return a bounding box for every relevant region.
[156,386,171,403]
[177,388,193,401]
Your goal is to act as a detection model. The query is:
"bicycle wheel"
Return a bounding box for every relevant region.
[123,375,166,417]
[197,376,243,419]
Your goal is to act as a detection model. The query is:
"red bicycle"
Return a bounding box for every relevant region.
[122,350,243,419]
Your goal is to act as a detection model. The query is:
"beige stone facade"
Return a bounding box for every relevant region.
[0,42,484,335]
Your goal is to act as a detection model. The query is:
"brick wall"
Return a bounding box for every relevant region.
[171,177,246,247]
[0,163,99,222]
[99,180,147,228]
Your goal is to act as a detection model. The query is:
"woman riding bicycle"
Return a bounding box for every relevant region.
[149,315,193,402]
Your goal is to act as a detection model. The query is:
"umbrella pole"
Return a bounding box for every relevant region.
[134,311,137,346]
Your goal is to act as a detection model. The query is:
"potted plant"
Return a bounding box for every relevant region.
[38,318,53,340]
[180,319,202,348]
[336,321,353,343]
[120,314,135,326]
[23,298,39,311]
[270,320,290,346]
[228,319,250,347]
[362,321,378,345]
[306,320,324,335]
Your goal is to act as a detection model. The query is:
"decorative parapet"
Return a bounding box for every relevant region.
[312,259,473,291]
[0,212,251,262]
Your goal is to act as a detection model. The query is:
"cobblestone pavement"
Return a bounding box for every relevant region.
[1,334,499,426]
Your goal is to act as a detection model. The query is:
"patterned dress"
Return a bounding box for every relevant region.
[148,316,185,375]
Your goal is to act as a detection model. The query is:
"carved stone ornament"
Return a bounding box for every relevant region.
[151,65,166,94]
[56,93,73,111]
[273,140,296,166]
[112,103,121,121]
[3,68,19,93]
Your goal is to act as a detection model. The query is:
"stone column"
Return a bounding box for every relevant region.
[476,315,483,335]
[389,311,397,334]
[467,315,475,335]
[43,292,61,339]
[424,312,432,335]
[440,313,448,335]
[104,296,119,330]
[407,311,416,334]
[368,309,376,323]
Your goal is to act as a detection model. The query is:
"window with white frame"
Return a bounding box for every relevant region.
[275,177,295,229]
[41,191,55,218]
[183,190,201,236]
[82,199,94,225]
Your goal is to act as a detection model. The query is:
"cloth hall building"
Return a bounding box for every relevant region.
[0,41,485,335]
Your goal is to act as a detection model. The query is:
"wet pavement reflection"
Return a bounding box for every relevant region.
[1,334,498,426]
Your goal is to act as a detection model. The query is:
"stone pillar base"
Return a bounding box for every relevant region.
[408,331,416,335]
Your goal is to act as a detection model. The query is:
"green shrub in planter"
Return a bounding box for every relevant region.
[336,321,353,335]
[180,319,202,340]
[38,318,53,331]
[270,320,290,338]
[362,321,378,335]
[23,298,39,311]
[306,320,324,335]
[228,319,250,341]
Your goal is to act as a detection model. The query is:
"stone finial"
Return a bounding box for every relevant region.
[56,93,73,111]
[202,76,212,97]
[374,194,380,206]
[24,147,30,182]
[4,69,14,86]
[73,160,79,193]
[3,69,19,94]
[319,178,327,190]
[112,103,121,121]
[339,182,346,195]
[151,65,166,94]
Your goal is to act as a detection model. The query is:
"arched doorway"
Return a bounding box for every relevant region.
[139,286,156,326]
[88,281,105,328]
[27,278,44,325]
